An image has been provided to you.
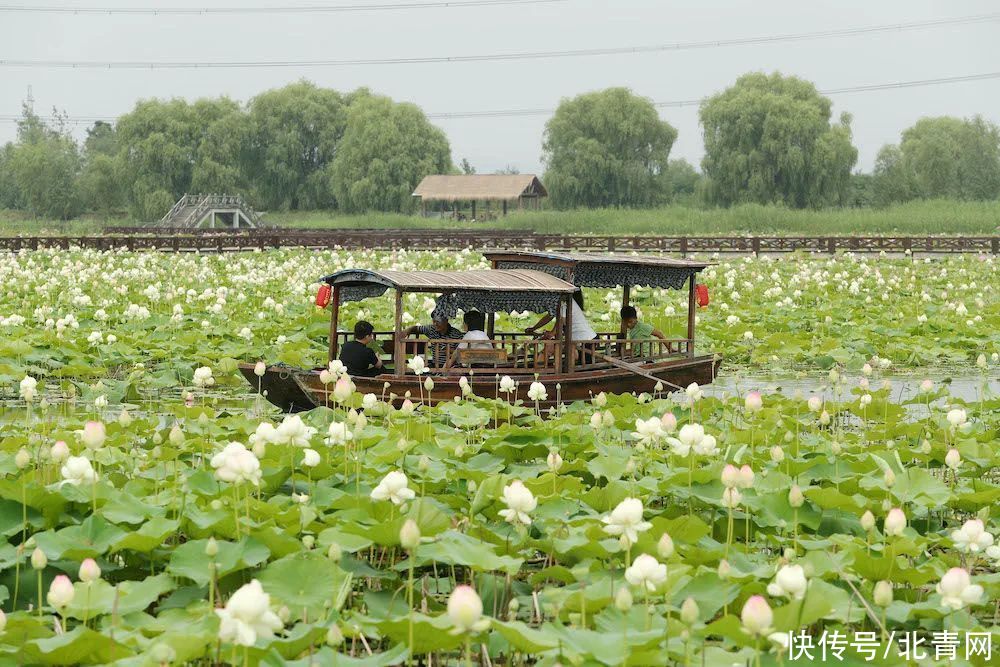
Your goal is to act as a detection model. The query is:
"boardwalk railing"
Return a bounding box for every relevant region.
[2,232,998,254]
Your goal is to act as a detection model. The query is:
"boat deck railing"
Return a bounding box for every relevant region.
[336,330,692,376]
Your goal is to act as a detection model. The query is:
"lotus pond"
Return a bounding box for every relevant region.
[0,248,997,665]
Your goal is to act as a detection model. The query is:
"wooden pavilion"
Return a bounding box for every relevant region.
[412,174,547,219]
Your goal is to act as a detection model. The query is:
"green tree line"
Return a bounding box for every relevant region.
[1,74,998,220]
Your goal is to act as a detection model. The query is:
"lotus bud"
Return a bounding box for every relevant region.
[51,440,70,462]
[302,535,315,549]
[118,408,133,427]
[31,547,47,570]
[152,445,162,459]
[783,431,793,443]
[782,548,796,561]
[770,446,784,463]
[945,448,961,470]
[447,585,486,632]
[717,559,731,579]
[884,508,907,536]
[15,448,30,469]
[614,586,633,612]
[920,440,932,454]
[326,624,345,647]
[198,413,210,426]
[400,519,421,550]
[210,499,223,510]
[819,410,831,425]
[277,605,291,624]
[423,376,434,392]
[466,480,476,494]
[680,596,699,625]
[788,485,804,508]
[721,464,740,488]
[169,423,184,446]
[860,510,875,532]
[205,537,218,557]
[47,574,75,608]
[418,455,430,472]
[546,450,563,473]
[149,643,175,664]
[831,441,842,455]
[740,595,773,637]
[319,370,334,385]
[883,468,895,488]
[327,542,342,562]
[152,432,163,445]
[661,412,677,433]
[79,558,101,583]
[744,391,762,412]
[624,458,636,475]
[254,361,267,377]
[657,533,674,559]
[738,465,755,489]
[873,580,893,608]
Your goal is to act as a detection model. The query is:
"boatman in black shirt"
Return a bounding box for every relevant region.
[339,320,384,377]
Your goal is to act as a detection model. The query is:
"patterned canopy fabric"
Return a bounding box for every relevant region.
[494,260,696,290]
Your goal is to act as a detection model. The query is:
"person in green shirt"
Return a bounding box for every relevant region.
[620,305,666,357]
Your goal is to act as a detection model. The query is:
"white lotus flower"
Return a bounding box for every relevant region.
[407,356,428,376]
[625,553,667,593]
[253,361,267,377]
[936,568,983,611]
[79,558,101,583]
[274,415,317,448]
[61,456,97,486]
[632,417,663,445]
[19,375,37,402]
[210,442,262,486]
[546,450,563,473]
[216,580,283,647]
[693,433,719,456]
[950,519,994,553]
[248,422,277,450]
[685,383,703,402]
[332,377,354,403]
[498,480,536,526]
[326,421,353,446]
[362,393,379,410]
[945,448,961,470]
[527,382,547,402]
[499,376,516,393]
[301,448,320,468]
[767,564,808,600]
[50,440,70,462]
[807,396,822,412]
[722,487,742,508]
[602,497,652,547]
[193,366,215,388]
[946,408,967,427]
[370,470,415,506]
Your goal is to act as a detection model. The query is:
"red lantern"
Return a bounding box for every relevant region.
[695,284,710,308]
[315,284,332,308]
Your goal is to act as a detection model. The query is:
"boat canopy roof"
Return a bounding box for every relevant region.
[321,268,576,316]
[483,251,710,290]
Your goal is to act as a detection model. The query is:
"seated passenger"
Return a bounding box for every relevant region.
[339,320,383,378]
[444,310,492,369]
[403,314,463,368]
[620,305,666,356]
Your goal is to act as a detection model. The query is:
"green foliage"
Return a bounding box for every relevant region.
[5,109,83,220]
[543,88,677,208]
[700,72,858,208]
[873,116,1000,205]
[115,97,247,220]
[246,81,352,211]
[331,93,451,213]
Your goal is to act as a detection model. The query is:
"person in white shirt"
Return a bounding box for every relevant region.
[444,311,493,368]
[525,290,597,342]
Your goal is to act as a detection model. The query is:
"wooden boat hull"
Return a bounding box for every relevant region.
[238,363,317,413]
[243,355,721,412]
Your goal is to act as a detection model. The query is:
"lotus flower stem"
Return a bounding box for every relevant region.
[407,550,416,664]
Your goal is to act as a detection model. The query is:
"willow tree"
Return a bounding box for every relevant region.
[542,88,677,208]
[331,94,451,213]
[699,72,857,208]
[246,81,353,211]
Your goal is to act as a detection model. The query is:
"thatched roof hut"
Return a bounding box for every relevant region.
[412,174,547,217]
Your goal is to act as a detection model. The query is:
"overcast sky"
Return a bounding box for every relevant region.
[1,0,997,174]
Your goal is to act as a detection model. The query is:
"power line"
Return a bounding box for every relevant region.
[3,71,998,124]
[1,12,997,69]
[0,0,567,14]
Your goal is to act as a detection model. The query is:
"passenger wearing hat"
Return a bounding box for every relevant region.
[403,310,463,368]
